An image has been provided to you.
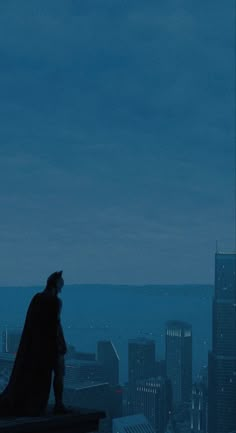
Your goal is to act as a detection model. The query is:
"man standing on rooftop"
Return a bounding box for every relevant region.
[0,271,69,416]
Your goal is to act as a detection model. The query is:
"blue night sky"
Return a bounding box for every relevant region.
[0,0,234,285]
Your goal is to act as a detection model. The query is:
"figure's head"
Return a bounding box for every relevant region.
[46,270,64,295]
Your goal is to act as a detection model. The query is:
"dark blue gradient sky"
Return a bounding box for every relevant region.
[0,0,235,285]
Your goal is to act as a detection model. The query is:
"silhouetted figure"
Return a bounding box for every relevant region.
[0,271,68,417]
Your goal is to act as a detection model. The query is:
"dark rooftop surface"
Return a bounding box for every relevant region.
[0,407,106,433]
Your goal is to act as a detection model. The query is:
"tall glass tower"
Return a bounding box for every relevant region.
[165,321,192,405]
[208,252,236,433]
[97,340,120,386]
[127,338,156,415]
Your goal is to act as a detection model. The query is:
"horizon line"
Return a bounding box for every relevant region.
[0,282,214,288]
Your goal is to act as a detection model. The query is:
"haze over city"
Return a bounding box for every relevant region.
[0,0,234,286]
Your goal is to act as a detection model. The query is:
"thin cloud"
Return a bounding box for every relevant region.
[0,0,234,283]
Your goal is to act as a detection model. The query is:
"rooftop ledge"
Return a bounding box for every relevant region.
[0,407,106,433]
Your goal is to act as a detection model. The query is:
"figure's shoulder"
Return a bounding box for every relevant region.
[29,292,41,307]
[32,291,54,307]
[32,292,50,305]
[26,293,43,318]
[40,291,61,312]
[33,292,41,301]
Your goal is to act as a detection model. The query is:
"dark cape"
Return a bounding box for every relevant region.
[0,291,60,417]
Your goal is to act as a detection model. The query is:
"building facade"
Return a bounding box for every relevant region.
[208,252,236,433]
[191,383,207,433]
[135,377,172,433]
[127,338,156,415]
[65,359,105,388]
[165,321,192,405]
[97,340,120,386]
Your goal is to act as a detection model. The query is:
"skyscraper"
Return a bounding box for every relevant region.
[65,359,105,388]
[165,321,192,405]
[208,251,236,433]
[97,340,120,386]
[128,338,156,386]
[127,338,156,415]
[135,377,172,433]
[191,382,207,433]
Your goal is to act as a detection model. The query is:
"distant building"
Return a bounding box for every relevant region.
[195,366,208,388]
[172,401,191,433]
[122,382,133,417]
[208,251,236,433]
[113,414,156,433]
[75,352,96,361]
[2,328,21,354]
[191,383,207,433]
[165,321,192,405]
[155,360,166,378]
[65,345,97,361]
[127,338,156,415]
[128,338,156,386]
[65,359,105,388]
[97,340,120,386]
[134,377,172,433]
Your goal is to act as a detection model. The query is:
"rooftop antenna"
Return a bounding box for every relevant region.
[216,240,219,254]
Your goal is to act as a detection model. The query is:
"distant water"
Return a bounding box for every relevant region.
[0,284,213,385]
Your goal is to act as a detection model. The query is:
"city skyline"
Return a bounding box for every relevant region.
[0,1,234,431]
[1,254,234,432]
